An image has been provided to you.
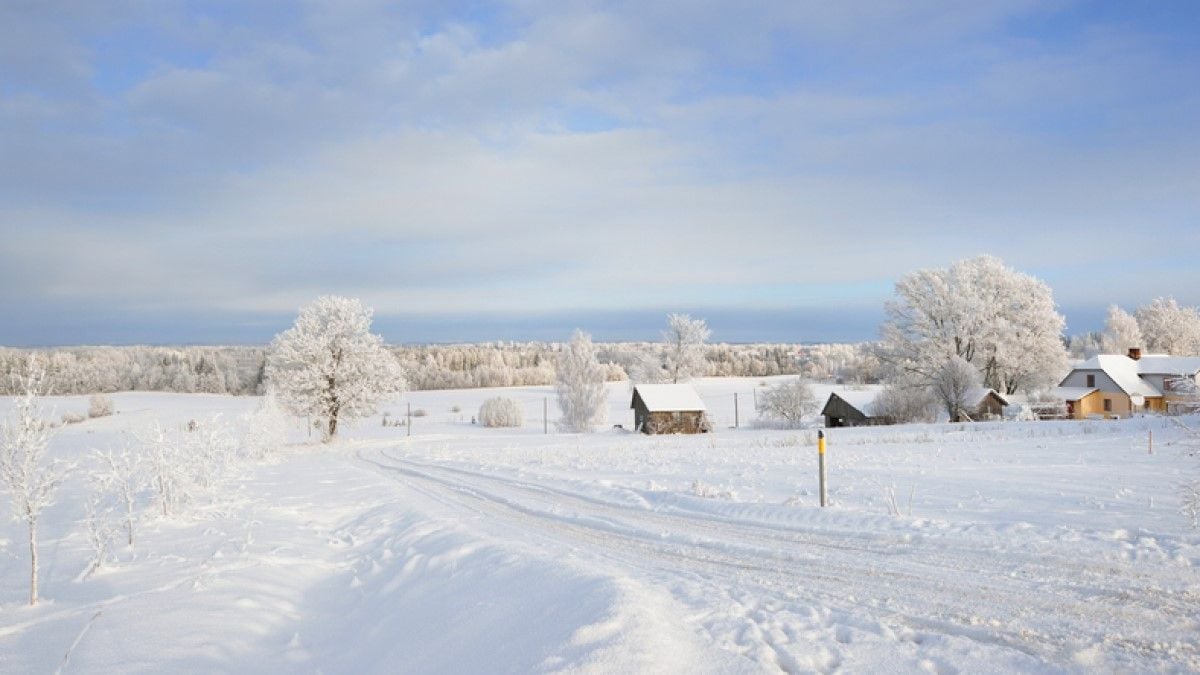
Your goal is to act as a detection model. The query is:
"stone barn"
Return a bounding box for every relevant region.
[631,384,710,434]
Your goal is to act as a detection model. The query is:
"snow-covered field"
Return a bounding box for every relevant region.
[1,377,1198,672]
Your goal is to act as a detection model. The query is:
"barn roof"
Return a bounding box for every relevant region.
[820,389,879,416]
[631,384,706,412]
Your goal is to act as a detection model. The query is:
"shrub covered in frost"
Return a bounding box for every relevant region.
[479,397,524,428]
[88,394,115,418]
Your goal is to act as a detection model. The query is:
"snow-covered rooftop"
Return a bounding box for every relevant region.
[631,384,706,412]
[1072,355,1162,397]
[825,388,879,413]
[1134,355,1200,376]
[966,387,1006,407]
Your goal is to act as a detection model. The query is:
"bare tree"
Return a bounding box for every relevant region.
[932,356,982,422]
[92,441,145,546]
[756,378,816,428]
[0,358,73,605]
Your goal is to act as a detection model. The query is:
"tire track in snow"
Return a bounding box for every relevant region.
[356,446,1200,672]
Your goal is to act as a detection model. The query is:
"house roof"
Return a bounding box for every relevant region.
[1069,355,1163,397]
[631,384,706,412]
[1134,355,1200,376]
[1052,386,1098,401]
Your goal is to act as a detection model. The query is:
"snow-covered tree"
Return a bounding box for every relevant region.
[266,296,405,441]
[1135,297,1200,355]
[881,255,1068,395]
[871,376,937,424]
[478,397,524,428]
[755,378,816,428]
[0,358,72,605]
[91,442,145,547]
[663,313,712,383]
[1100,305,1143,355]
[931,356,982,422]
[240,391,289,460]
[555,330,608,432]
[136,422,188,517]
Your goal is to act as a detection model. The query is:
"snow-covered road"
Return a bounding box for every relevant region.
[356,441,1199,672]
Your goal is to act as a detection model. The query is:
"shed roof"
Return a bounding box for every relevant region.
[631,384,706,412]
[966,387,1007,407]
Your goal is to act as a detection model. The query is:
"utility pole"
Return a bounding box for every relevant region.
[818,429,828,507]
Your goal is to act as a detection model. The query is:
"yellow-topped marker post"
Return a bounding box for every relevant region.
[818,429,828,507]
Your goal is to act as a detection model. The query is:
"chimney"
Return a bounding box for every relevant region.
[1128,347,1142,360]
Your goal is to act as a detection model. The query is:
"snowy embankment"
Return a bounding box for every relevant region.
[1,380,1198,672]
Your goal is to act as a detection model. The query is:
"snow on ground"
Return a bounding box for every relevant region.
[1,378,1198,672]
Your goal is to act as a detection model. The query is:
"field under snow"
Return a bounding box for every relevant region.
[1,377,1198,673]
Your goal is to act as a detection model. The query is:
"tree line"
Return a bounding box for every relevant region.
[0,341,882,396]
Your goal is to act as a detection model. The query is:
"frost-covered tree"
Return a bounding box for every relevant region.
[871,376,937,424]
[755,378,816,428]
[267,296,405,440]
[240,391,289,460]
[555,330,608,432]
[663,314,712,383]
[931,356,982,422]
[0,359,72,605]
[92,442,145,547]
[478,397,524,428]
[1100,305,1143,355]
[881,255,1068,395]
[1135,297,1200,355]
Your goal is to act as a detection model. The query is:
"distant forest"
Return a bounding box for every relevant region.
[0,342,883,396]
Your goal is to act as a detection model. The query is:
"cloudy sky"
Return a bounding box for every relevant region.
[2,1,1198,345]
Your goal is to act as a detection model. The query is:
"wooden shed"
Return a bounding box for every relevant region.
[631,384,709,434]
[821,390,892,428]
[957,388,1008,422]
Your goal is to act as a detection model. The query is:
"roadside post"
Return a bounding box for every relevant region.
[818,429,828,507]
[734,392,739,428]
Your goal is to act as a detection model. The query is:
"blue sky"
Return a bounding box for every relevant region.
[2,1,1198,345]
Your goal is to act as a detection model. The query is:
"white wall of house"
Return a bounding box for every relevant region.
[1060,369,1123,394]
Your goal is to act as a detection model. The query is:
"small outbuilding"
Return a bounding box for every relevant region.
[821,390,892,428]
[631,384,709,434]
[954,387,1009,422]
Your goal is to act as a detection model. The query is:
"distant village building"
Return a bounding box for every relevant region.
[1055,348,1200,419]
[820,390,893,428]
[630,384,709,434]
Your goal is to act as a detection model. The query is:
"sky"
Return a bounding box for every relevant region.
[2,1,1198,346]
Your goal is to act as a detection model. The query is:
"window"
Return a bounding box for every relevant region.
[1103,398,1112,412]
[1086,374,1095,388]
